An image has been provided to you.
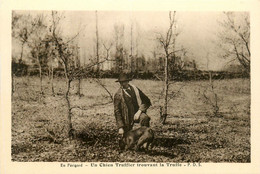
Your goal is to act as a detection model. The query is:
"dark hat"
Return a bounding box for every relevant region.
[115,73,132,82]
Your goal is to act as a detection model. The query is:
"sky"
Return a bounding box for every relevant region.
[13,11,237,70]
[63,11,225,70]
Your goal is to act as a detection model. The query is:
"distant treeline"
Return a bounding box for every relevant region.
[12,61,249,81]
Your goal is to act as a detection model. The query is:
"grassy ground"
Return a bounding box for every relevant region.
[11,76,250,162]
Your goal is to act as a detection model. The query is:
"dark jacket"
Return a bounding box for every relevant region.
[114,84,151,131]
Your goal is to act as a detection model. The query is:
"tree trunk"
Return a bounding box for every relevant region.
[65,77,73,136]
[158,11,177,124]
[62,62,74,138]
[130,22,133,73]
[51,64,55,96]
[19,42,25,62]
[12,71,15,99]
[161,53,169,124]
[39,66,43,94]
[209,72,219,116]
[76,78,81,97]
[96,10,100,76]
[37,56,43,95]
[48,64,51,84]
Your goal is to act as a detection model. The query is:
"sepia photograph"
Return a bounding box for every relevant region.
[10,10,251,163]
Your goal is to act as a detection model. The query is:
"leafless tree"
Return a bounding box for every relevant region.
[95,10,100,76]
[130,21,134,73]
[27,14,48,95]
[12,12,34,96]
[218,12,250,74]
[11,12,21,97]
[46,44,57,96]
[49,11,115,137]
[113,23,125,73]
[91,11,114,102]
[50,11,81,137]
[202,53,220,117]
[103,42,113,61]
[156,11,179,124]
[74,44,82,97]
[12,12,37,63]
[49,59,55,96]
[203,72,220,116]
[135,22,141,61]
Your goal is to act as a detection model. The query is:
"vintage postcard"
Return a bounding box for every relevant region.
[1,0,260,173]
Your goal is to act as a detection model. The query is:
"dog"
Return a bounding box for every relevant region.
[119,126,154,151]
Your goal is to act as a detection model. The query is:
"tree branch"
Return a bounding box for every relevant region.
[92,78,114,102]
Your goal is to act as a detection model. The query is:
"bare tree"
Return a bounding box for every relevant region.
[202,53,220,117]
[50,11,81,137]
[113,23,125,73]
[135,22,141,61]
[28,14,48,95]
[12,12,36,63]
[11,12,21,97]
[156,11,179,124]
[74,44,82,97]
[95,10,100,76]
[103,42,113,60]
[90,11,114,102]
[49,58,55,96]
[203,71,220,116]
[49,11,113,137]
[46,42,57,96]
[218,12,250,74]
[131,21,142,73]
[12,12,34,96]
[130,21,134,73]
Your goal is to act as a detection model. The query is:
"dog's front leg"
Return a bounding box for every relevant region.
[135,136,147,151]
[125,137,135,150]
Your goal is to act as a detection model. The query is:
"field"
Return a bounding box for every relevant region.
[11,77,250,162]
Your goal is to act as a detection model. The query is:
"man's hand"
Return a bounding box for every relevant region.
[134,110,142,121]
[118,128,124,135]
